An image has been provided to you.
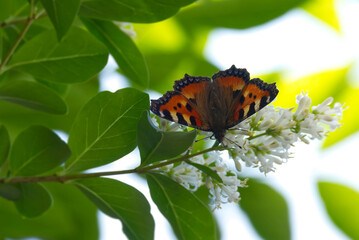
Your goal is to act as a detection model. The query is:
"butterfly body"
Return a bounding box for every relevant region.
[150,65,279,143]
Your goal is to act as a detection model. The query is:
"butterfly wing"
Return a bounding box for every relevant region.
[150,74,211,130]
[229,78,279,127]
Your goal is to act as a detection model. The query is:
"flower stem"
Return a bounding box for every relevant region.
[0,146,224,184]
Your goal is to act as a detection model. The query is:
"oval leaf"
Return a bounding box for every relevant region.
[239,179,291,240]
[79,0,195,23]
[178,0,306,29]
[73,177,154,240]
[0,79,67,114]
[0,125,10,167]
[186,161,223,183]
[138,111,196,166]
[40,0,81,40]
[82,18,149,88]
[66,88,149,173]
[6,27,108,83]
[9,125,71,177]
[147,173,216,240]
[0,184,22,201]
[318,181,359,239]
[14,183,52,218]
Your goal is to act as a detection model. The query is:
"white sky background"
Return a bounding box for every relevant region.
[98,0,359,239]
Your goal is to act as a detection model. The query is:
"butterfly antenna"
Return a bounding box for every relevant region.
[195,135,212,143]
[223,136,242,149]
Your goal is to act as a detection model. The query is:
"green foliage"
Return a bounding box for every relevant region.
[318,181,359,239]
[66,88,149,173]
[239,179,291,240]
[9,125,70,176]
[74,177,154,240]
[147,173,216,240]
[138,111,197,166]
[0,0,355,239]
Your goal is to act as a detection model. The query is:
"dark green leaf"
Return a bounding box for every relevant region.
[147,173,216,240]
[239,179,291,240]
[5,27,108,83]
[186,161,223,183]
[178,0,306,29]
[0,125,10,167]
[66,88,149,173]
[138,111,196,166]
[40,0,81,40]
[73,177,154,240]
[0,0,28,22]
[318,181,359,239]
[0,183,98,239]
[0,78,67,114]
[0,184,21,201]
[79,0,196,23]
[82,18,149,88]
[9,125,71,176]
[14,183,52,218]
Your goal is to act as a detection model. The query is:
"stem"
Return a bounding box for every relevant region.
[0,1,37,72]
[247,132,267,141]
[0,12,47,28]
[0,146,224,184]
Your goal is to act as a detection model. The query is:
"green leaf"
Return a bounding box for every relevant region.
[0,78,67,114]
[186,161,223,183]
[14,183,52,218]
[239,179,291,240]
[0,183,99,239]
[40,0,81,40]
[0,0,28,22]
[79,0,196,23]
[138,111,196,166]
[147,173,216,240]
[318,181,359,239]
[66,88,149,173]
[5,27,108,83]
[0,125,10,167]
[9,125,71,177]
[0,184,21,201]
[73,177,154,240]
[82,18,149,88]
[178,0,306,29]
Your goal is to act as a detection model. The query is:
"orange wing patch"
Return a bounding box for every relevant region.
[212,65,250,97]
[233,78,279,123]
[173,74,210,101]
[150,91,209,130]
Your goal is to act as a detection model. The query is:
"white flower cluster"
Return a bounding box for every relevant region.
[153,93,345,206]
[158,151,247,207]
[225,92,345,174]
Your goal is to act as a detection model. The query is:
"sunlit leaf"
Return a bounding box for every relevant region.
[239,179,291,240]
[302,0,340,32]
[318,181,359,239]
[79,0,196,23]
[66,88,149,173]
[0,0,28,22]
[9,125,70,177]
[147,173,216,240]
[14,183,52,218]
[82,18,149,88]
[73,177,154,240]
[138,111,196,166]
[40,0,80,40]
[0,183,99,239]
[5,27,108,83]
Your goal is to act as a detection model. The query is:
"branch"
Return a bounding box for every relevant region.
[0,146,224,184]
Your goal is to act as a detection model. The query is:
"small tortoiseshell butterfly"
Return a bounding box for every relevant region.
[150,65,279,143]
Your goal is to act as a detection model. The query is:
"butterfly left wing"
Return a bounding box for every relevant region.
[228,78,279,127]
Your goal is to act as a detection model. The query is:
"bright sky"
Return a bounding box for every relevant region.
[98,0,359,239]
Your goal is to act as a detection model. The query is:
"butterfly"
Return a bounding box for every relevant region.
[150,65,279,143]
